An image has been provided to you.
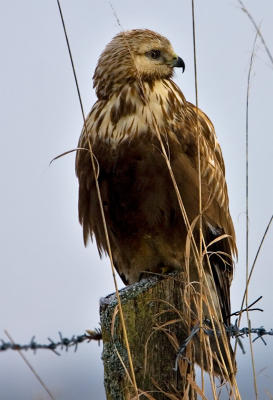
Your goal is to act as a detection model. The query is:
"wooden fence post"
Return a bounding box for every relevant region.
[100,273,197,399]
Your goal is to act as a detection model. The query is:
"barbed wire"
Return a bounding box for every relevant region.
[1,298,272,362]
[175,320,273,370]
[175,321,273,367]
[1,323,272,357]
[0,329,102,356]
[174,296,272,369]
[1,321,272,366]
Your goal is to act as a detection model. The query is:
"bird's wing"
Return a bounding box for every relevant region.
[172,100,237,322]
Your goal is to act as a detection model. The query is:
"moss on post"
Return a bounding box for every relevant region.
[100,273,197,400]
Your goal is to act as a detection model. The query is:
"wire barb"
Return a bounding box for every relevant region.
[229,296,263,317]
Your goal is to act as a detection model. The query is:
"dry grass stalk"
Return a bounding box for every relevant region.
[238,0,273,67]
[56,0,139,397]
[4,330,56,400]
[243,29,259,400]
[234,3,273,397]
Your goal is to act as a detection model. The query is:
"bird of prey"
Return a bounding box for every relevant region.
[76,29,237,365]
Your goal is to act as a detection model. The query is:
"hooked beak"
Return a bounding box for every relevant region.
[173,56,185,72]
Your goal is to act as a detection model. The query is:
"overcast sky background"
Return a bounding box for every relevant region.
[0,1,272,399]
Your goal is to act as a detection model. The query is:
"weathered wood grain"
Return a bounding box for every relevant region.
[100,273,197,400]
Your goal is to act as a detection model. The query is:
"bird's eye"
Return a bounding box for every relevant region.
[149,50,161,59]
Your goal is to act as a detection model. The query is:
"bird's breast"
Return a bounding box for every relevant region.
[84,79,186,148]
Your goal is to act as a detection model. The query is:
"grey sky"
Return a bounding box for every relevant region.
[0,1,272,399]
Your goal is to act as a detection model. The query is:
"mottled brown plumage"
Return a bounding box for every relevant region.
[76,30,237,353]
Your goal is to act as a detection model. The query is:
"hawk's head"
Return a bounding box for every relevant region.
[93,29,185,99]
